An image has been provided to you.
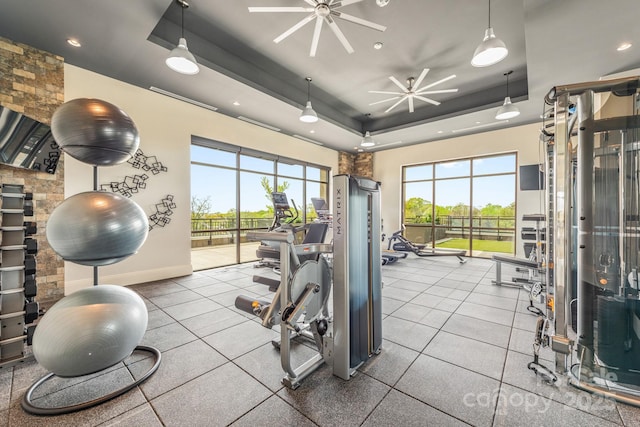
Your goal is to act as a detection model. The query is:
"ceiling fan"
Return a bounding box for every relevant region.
[248,0,386,57]
[369,68,458,113]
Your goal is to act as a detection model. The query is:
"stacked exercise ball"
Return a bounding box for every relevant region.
[34,98,149,377]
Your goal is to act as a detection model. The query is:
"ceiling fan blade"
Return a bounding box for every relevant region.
[420,74,457,91]
[412,68,430,91]
[416,88,459,95]
[368,90,404,95]
[415,95,441,106]
[310,16,323,57]
[325,15,354,54]
[331,11,386,32]
[369,96,401,106]
[332,0,366,9]
[385,95,408,113]
[388,75,408,92]
[248,7,314,12]
[303,0,318,5]
[408,97,415,113]
[274,13,316,44]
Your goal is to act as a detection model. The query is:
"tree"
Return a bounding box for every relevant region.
[191,195,212,219]
[404,197,432,223]
[260,176,290,211]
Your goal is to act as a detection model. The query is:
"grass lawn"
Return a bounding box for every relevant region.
[436,238,514,253]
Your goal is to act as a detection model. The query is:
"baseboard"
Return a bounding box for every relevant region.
[64,264,193,295]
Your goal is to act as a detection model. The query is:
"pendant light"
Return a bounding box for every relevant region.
[166,0,200,75]
[360,131,375,147]
[495,70,520,120]
[471,0,508,67]
[300,77,318,123]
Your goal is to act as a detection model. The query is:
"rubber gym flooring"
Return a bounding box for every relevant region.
[2,256,640,426]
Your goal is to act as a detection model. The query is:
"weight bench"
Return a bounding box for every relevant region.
[492,254,542,287]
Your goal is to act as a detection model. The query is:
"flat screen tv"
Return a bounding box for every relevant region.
[0,105,60,174]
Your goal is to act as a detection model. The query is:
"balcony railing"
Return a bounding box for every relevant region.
[191,217,274,247]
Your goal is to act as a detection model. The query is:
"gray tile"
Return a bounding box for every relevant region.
[0,368,11,411]
[358,340,420,386]
[133,281,186,298]
[466,292,518,311]
[99,403,162,426]
[381,296,404,315]
[234,341,319,392]
[231,395,315,427]
[211,270,250,282]
[151,362,271,426]
[148,289,202,308]
[512,311,538,332]
[389,279,434,292]
[0,409,6,427]
[423,285,457,298]
[382,286,420,302]
[382,316,438,352]
[618,401,640,426]
[146,309,175,330]
[391,303,451,329]
[363,389,467,427]
[203,320,278,359]
[129,340,226,400]
[192,282,240,297]
[179,307,248,338]
[424,331,507,380]
[278,364,389,427]
[172,275,221,289]
[10,369,147,427]
[501,350,623,423]
[442,314,512,348]
[207,289,260,307]
[508,327,554,362]
[412,293,461,312]
[396,354,499,427]
[162,298,222,321]
[139,322,198,352]
[493,383,620,427]
[455,301,514,326]
[418,308,452,329]
[473,283,521,300]
[9,359,49,404]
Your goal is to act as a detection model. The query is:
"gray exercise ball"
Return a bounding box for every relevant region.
[32,285,148,377]
[51,98,140,166]
[46,191,149,266]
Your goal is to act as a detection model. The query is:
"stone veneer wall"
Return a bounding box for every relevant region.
[0,36,65,304]
[338,151,373,178]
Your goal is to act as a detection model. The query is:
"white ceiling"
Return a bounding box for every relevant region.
[0,0,639,152]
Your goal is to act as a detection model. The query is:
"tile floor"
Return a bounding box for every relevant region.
[3,256,640,426]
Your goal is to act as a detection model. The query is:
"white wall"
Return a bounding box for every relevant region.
[63,64,339,294]
[373,123,545,258]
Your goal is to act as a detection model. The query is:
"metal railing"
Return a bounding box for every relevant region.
[191,217,274,246]
[405,215,516,240]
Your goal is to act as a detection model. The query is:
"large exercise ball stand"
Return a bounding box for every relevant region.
[21,98,160,416]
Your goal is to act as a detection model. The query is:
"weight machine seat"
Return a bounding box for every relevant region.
[492,254,539,269]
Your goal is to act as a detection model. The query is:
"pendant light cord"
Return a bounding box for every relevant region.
[488,0,491,27]
[306,77,312,102]
[505,70,512,97]
[181,2,185,38]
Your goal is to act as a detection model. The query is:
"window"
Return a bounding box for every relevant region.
[402,153,517,257]
[190,137,330,269]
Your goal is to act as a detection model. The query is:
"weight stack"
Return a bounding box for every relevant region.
[0,184,38,367]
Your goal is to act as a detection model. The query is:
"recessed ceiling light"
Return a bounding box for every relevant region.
[475,121,481,124]
[232,101,240,106]
[66,38,81,47]
[617,42,632,51]
[310,129,315,134]
[374,42,383,50]
[437,130,444,134]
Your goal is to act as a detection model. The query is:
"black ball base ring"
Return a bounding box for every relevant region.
[21,345,161,416]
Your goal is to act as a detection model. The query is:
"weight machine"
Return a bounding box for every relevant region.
[539,75,640,405]
[235,175,382,388]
